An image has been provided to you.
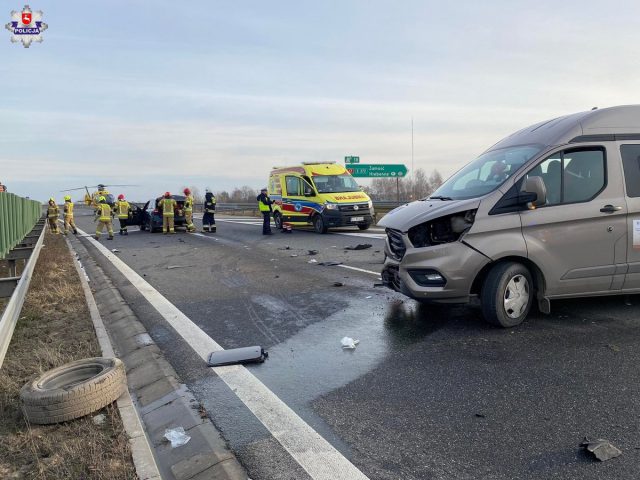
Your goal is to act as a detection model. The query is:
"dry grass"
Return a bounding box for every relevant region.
[0,231,136,480]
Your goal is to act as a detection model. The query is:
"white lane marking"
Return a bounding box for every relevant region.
[338,265,381,277]
[75,227,369,480]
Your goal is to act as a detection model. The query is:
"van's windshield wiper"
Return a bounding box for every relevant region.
[429,195,453,201]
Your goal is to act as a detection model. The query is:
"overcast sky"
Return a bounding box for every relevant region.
[2,0,639,202]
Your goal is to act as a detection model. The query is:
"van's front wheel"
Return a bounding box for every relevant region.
[481,262,533,328]
[313,215,328,234]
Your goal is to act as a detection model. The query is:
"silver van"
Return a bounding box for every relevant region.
[379,105,640,327]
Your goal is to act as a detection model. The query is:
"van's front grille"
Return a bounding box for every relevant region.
[386,228,406,260]
[338,203,369,212]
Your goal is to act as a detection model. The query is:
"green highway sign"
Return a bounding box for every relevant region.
[344,156,360,164]
[347,164,408,178]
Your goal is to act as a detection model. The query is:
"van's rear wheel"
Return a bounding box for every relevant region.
[274,212,283,230]
[313,215,328,234]
[481,262,533,328]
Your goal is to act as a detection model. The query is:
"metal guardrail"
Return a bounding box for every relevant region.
[0,217,46,369]
[0,192,42,259]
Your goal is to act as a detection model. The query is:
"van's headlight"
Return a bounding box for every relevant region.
[408,210,477,248]
[325,203,338,210]
[367,200,373,209]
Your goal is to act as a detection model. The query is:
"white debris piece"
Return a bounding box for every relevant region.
[92,414,106,425]
[341,337,360,349]
[308,259,318,263]
[164,427,191,448]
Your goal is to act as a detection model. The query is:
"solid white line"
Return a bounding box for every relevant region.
[338,264,382,277]
[75,227,368,480]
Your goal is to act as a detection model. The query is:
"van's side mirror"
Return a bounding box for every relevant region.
[521,176,547,209]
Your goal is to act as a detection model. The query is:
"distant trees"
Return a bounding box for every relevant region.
[368,168,444,201]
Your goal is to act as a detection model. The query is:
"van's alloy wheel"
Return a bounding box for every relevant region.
[20,357,126,424]
[481,262,533,328]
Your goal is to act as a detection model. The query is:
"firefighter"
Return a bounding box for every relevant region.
[183,188,196,232]
[62,195,78,235]
[257,188,275,235]
[94,196,114,240]
[159,192,177,234]
[47,198,60,234]
[202,188,217,233]
[114,194,132,235]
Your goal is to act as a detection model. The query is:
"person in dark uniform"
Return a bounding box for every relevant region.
[257,187,275,235]
[202,189,217,232]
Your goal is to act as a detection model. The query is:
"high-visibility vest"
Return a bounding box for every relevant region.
[160,198,176,216]
[47,204,59,218]
[64,202,74,217]
[115,200,130,219]
[258,195,271,212]
[184,195,193,212]
[97,203,112,222]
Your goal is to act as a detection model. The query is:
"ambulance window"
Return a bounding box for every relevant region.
[272,176,282,195]
[621,145,640,197]
[285,176,303,196]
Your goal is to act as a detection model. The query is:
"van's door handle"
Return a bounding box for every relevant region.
[600,205,622,213]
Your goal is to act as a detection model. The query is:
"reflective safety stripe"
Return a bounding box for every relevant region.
[184,195,193,212]
[97,203,112,221]
[116,200,130,219]
[160,198,176,216]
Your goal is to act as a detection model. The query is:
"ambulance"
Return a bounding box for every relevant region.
[268,162,374,233]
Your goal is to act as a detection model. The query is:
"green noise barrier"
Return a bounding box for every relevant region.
[0,193,42,260]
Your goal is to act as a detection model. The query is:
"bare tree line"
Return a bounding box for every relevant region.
[182,168,444,204]
[364,168,444,201]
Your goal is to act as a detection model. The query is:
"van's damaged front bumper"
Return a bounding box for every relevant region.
[382,231,490,304]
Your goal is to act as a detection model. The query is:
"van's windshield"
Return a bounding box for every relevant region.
[430,144,544,200]
[313,174,361,193]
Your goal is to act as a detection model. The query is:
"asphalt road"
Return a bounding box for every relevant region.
[73,211,640,480]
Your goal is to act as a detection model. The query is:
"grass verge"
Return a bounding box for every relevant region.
[0,231,136,479]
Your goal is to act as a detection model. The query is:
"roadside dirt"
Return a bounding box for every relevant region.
[0,231,136,479]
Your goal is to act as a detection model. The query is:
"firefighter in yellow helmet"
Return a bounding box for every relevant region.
[114,194,132,235]
[159,192,177,234]
[94,196,114,240]
[62,195,78,235]
[47,197,60,234]
[183,188,196,232]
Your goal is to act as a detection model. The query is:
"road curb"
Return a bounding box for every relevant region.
[65,235,162,480]
[66,234,247,480]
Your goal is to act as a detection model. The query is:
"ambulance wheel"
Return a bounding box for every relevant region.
[481,262,533,328]
[358,224,370,231]
[313,215,328,234]
[274,212,283,230]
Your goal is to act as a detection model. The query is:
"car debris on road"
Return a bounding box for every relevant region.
[581,438,622,461]
[345,243,372,250]
[341,337,360,349]
[207,346,269,367]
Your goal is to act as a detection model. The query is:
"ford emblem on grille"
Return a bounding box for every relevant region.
[353,205,359,211]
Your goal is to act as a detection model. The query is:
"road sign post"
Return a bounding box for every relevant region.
[346,164,408,178]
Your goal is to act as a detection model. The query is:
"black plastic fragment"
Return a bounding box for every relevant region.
[207,346,269,367]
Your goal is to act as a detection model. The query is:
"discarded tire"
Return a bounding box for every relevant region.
[20,357,126,425]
